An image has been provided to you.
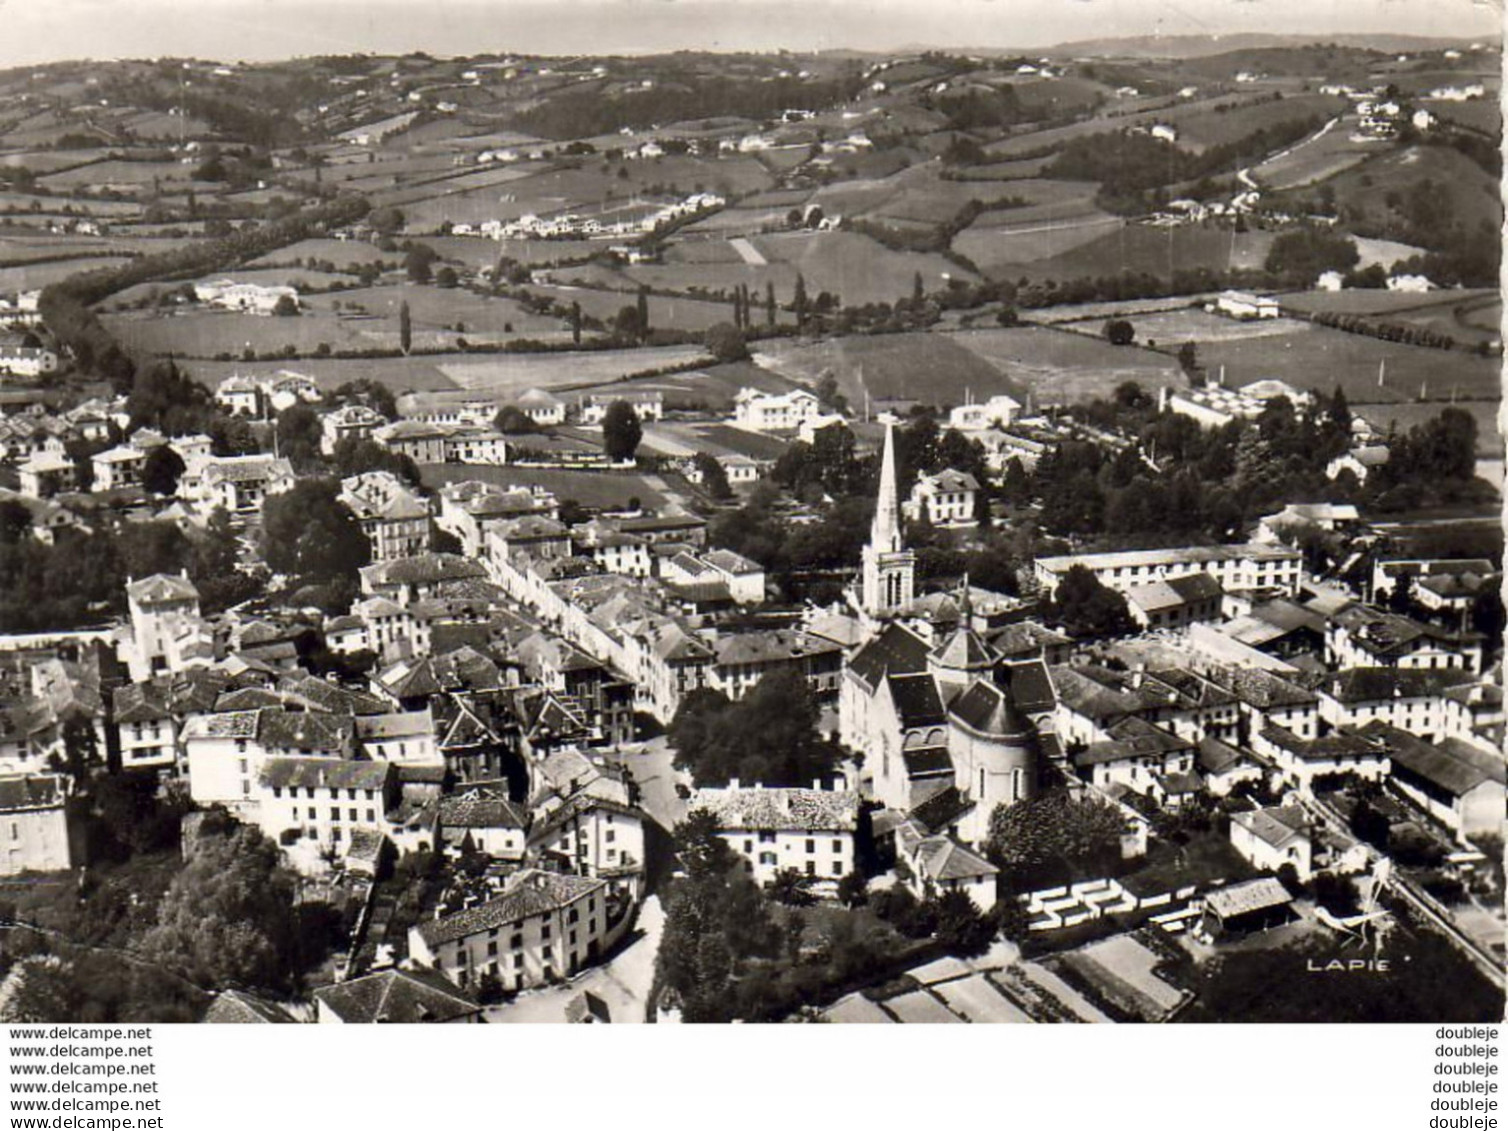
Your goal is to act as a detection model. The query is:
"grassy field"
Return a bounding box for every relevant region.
[438,343,711,396]
[1247,116,1372,190]
[1172,93,1346,152]
[954,211,1124,272]
[419,463,668,509]
[994,223,1276,283]
[572,359,798,413]
[38,159,196,190]
[302,282,565,340]
[1194,322,1501,404]
[947,326,1183,405]
[619,229,971,308]
[1323,145,1500,245]
[1424,98,1501,136]
[104,308,384,357]
[0,256,133,291]
[523,281,775,332]
[1276,288,1495,317]
[1085,307,1312,347]
[183,355,461,394]
[248,238,389,270]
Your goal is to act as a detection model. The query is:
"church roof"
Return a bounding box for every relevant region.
[948,679,1030,739]
[929,624,996,672]
[848,622,930,687]
[886,673,947,729]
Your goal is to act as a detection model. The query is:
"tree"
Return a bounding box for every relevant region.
[668,670,838,787]
[140,445,185,497]
[601,400,643,462]
[1177,341,1198,373]
[399,300,412,354]
[435,266,459,288]
[769,868,815,907]
[493,405,537,434]
[635,286,650,342]
[274,403,324,471]
[271,294,299,317]
[765,281,776,327]
[1265,227,1360,287]
[927,889,995,956]
[404,243,438,283]
[693,452,733,501]
[261,478,370,584]
[705,322,749,363]
[0,499,32,543]
[1044,565,1135,639]
[140,824,302,993]
[837,869,868,908]
[985,789,1126,890]
[613,303,645,342]
[570,300,582,345]
[1103,318,1135,346]
[793,272,809,328]
[331,437,419,485]
[329,379,397,421]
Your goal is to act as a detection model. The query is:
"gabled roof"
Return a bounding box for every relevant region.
[912,834,997,882]
[127,573,199,605]
[259,756,390,792]
[313,967,480,1024]
[689,786,859,833]
[203,990,297,1024]
[887,673,947,729]
[1204,877,1292,920]
[415,870,606,948]
[848,621,930,688]
[1231,805,1310,851]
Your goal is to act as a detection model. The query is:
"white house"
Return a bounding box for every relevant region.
[689,782,859,886]
[948,394,1021,432]
[408,868,623,992]
[1229,805,1313,881]
[194,279,299,315]
[904,468,978,528]
[1213,291,1280,320]
[0,774,72,875]
[732,387,822,433]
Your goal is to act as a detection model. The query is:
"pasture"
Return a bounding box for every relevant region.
[754,330,1029,410]
[997,223,1275,283]
[954,212,1123,272]
[947,326,1183,406]
[1172,93,1346,152]
[182,355,462,395]
[1087,307,1312,347]
[1193,323,1501,404]
[0,256,133,291]
[1250,116,1372,190]
[247,238,388,270]
[573,359,798,413]
[438,343,712,397]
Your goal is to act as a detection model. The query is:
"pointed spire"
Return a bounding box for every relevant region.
[872,419,901,552]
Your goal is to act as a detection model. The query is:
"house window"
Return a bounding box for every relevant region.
[330,808,340,821]
[510,934,523,949]
[366,809,375,822]
[805,861,816,876]
[805,839,815,854]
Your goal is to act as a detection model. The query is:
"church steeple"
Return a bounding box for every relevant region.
[858,419,916,620]
[871,420,903,553]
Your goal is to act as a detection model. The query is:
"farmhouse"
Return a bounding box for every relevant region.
[948,394,1021,432]
[1212,291,1280,320]
[732,387,822,433]
[194,279,300,315]
[579,391,664,425]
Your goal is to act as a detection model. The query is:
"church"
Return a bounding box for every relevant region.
[840,421,1052,849]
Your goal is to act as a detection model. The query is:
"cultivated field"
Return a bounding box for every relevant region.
[0,256,133,291]
[947,326,1184,405]
[438,343,712,396]
[1087,307,1312,346]
[1194,323,1501,403]
[182,355,462,394]
[999,224,1276,283]
[1172,93,1346,152]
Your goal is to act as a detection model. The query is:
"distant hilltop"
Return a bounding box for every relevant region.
[1042,32,1501,59]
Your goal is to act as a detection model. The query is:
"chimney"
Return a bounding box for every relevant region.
[812,777,824,791]
[728,777,740,790]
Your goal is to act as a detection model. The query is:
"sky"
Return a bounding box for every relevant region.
[0,0,1499,66]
